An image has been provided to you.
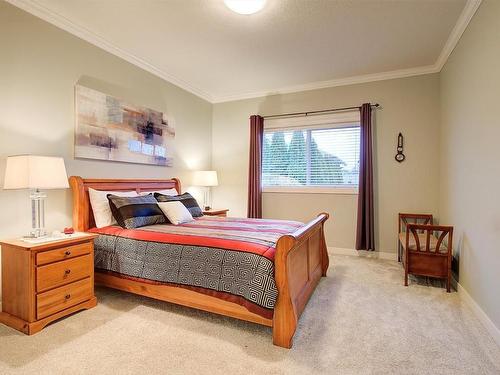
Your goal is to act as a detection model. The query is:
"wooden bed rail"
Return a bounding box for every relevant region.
[273,213,329,348]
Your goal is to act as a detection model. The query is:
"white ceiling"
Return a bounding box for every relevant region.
[10,0,479,103]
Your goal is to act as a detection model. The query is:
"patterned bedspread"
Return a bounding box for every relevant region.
[89,217,303,316]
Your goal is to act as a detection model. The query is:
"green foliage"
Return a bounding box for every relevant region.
[263,130,349,186]
[262,136,272,174]
[310,137,345,184]
[268,132,288,172]
[286,131,307,184]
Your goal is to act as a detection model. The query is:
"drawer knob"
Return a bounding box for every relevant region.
[64,269,71,275]
[65,294,71,300]
[65,251,71,256]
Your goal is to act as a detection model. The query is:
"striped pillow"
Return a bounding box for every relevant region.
[154,192,203,217]
[107,194,166,229]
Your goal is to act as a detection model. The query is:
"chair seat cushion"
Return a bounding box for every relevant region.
[398,233,448,253]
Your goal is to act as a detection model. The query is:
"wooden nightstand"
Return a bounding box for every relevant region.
[0,233,98,335]
[202,208,229,217]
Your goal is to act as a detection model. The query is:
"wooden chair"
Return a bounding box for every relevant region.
[398,213,453,292]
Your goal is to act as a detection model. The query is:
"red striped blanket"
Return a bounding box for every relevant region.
[89,216,304,261]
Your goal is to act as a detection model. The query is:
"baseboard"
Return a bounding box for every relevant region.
[328,247,397,261]
[454,279,500,348]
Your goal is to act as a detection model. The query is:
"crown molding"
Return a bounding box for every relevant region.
[7,0,481,104]
[434,0,482,71]
[211,64,440,103]
[6,0,214,103]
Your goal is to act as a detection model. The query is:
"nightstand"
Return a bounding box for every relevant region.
[0,233,98,335]
[203,208,229,217]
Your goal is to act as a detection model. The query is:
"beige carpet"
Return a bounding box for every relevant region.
[0,255,498,375]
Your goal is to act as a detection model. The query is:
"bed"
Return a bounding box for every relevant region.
[69,176,329,348]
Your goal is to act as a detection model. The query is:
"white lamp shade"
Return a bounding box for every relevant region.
[192,170,218,187]
[3,155,69,190]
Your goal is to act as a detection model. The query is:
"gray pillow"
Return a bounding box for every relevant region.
[107,194,166,229]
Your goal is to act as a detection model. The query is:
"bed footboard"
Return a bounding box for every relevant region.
[273,213,329,348]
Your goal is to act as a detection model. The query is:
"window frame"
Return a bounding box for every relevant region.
[262,111,360,195]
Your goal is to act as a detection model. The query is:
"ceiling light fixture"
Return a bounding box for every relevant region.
[224,0,267,15]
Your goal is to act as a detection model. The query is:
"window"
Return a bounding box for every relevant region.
[262,114,360,194]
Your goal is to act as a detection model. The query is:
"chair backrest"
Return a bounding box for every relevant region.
[399,213,433,234]
[406,224,453,254]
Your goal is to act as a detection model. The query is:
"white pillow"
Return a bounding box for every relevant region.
[88,188,138,228]
[157,201,194,225]
[139,188,178,196]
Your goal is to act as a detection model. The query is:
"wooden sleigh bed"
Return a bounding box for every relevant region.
[69,176,329,348]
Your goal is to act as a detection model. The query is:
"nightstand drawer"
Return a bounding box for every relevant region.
[37,254,92,292]
[37,278,92,320]
[36,242,92,266]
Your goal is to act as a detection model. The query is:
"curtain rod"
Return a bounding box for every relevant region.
[261,103,380,120]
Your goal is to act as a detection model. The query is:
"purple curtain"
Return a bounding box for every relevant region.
[247,115,264,218]
[356,103,375,251]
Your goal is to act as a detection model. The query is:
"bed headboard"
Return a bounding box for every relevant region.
[69,176,181,231]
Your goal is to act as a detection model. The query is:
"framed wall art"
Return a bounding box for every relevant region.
[75,85,174,166]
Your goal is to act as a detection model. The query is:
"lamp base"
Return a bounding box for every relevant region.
[203,187,212,212]
[23,231,48,239]
[30,189,47,238]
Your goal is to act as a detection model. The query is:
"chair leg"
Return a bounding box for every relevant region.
[404,270,408,286]
[446,275,451,293]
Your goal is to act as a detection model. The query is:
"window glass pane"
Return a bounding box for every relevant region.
[263,130,307,186]
[309,127,360,186]
[262,124,360,188]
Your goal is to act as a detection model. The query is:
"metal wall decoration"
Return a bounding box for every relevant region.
[395,132,405,163]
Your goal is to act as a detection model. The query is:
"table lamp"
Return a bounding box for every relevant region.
[3,155,69,238]
[192,170,218,210]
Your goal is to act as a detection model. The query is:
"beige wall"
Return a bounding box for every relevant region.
[0,2,212,289]
[440,0,500,329]
[212,74,441,252]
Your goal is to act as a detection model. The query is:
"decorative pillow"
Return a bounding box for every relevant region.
[139,188,178,196]
[154,192,203,217]
[88,188,138,228]
[107,194,166,229]
[157,201,194,225]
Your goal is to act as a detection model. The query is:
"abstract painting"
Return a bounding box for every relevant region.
[75,85,175,166]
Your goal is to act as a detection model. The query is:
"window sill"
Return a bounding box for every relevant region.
[262,187,358,195]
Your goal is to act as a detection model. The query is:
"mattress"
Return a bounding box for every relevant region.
[89,216,304,318]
